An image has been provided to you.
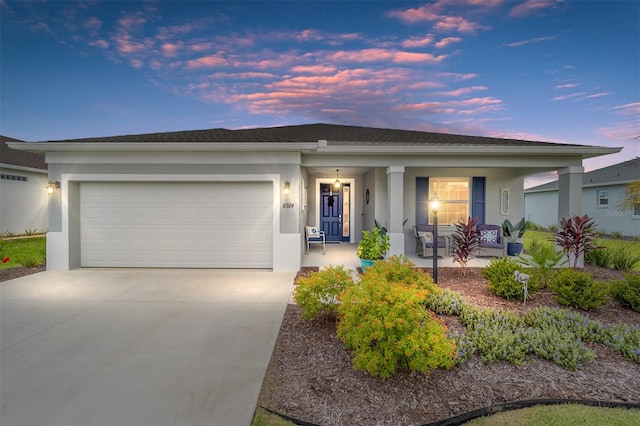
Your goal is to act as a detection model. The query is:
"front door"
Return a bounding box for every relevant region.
[320,183,350,242]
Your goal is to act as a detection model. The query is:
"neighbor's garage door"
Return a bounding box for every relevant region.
[80,182,273,268]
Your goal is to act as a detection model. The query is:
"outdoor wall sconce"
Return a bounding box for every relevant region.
[430,193,441,283]
[283,181,290,196]
[47,180,60,195]
[334,169,341,189]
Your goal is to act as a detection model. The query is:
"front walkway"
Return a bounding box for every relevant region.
[302,242,492,270]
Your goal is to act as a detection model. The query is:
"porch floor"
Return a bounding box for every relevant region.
[302,243,492,270]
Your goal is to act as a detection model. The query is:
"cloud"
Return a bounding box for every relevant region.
[88,39,109,49]
[435,37,462,48]
[582,92,611,100]
[433,86,488,96]
[611,102,640,115]
[186,55,228,69]
[439,72,478,81]
[289,65,337,74]
[394,97,503,116]
[401,34,435,48]
[555,83,579,89]
[552,91,586,101]
[509,0,558,17]
[328,48,449,64]
[387,1,488,33]
[502,35,556,47]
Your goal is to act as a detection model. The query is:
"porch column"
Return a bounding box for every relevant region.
[558,166,584,266]
[387,166,405,257]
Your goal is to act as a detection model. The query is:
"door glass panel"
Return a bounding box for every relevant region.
[342,185,350,237]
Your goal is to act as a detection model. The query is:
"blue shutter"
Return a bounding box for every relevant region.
[471,177,486,225]
[416,177,429,224]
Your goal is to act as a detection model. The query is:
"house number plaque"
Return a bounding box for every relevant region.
[282,202,295,208]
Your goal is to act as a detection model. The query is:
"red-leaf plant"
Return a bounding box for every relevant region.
[451,216,480,276]
[555,214,597,268]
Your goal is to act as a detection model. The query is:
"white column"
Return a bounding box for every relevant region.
[387,166,405,257]
[558,166,584,266]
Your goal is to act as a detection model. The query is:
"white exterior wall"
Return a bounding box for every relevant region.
[0,166,48,234]
[44,151,302,272]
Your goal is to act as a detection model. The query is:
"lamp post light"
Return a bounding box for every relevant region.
[430,194,440,283]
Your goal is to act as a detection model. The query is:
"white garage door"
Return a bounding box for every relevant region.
[80,182,273,268]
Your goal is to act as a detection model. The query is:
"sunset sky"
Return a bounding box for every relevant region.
[1,1,638,186]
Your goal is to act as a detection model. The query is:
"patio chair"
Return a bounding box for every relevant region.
[414,225,447,258]
[305,226,325,254]
[476,224,507,257]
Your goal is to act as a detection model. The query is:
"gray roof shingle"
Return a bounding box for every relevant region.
[0,135,47,170]
[38,123,586,147]
[525,157,640,192]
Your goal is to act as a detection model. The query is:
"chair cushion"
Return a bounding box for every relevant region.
[425,241,446,248]
[480,229,498,244]
[306,226,321,238]
[479,241,503,249]
[417,231,433,243]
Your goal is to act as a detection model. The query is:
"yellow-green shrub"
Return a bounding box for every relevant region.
[364,255,441,294]
[336,273,456,378]
[293,265,354,321]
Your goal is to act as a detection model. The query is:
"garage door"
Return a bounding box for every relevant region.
[80,182,273,268]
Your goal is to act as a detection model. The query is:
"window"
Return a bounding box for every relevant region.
[597,189,608,208]
[429,178,469,224]
[1,174,28,182]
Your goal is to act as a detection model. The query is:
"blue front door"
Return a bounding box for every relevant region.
[321,183,342,242]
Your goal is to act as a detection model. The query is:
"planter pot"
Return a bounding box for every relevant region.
[360,259,375,271]
[507,242,523,256]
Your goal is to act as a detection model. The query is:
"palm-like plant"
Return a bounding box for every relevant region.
[451,216,480,275]
[554,214,597,268]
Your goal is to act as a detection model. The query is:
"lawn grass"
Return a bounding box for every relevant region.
[0,236,46,269]
[524,230,640,271]
[465,403,640,425]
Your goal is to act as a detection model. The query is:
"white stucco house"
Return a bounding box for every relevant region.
[0,136,48,235]
[8,123,620,272]
[525,158,640,237]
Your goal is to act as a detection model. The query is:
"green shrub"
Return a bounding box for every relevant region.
[293,265,354,321]
[610,274,640,312]
[459,305,529,364]
[483,257,540,301]
[365,255,440,294]
[425,289,467,316]
[585,247,613,268]
[549,269,609,310]
[610,248,640,271]
[337,274,456,378]
[518,239,566,289]
[598,324,640,363]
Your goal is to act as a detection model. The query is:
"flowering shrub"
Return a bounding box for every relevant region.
[610,274,640,312]
[293,265,354,321]
[425,289,467,316]
[365,255,440,294]
[549,268,608,310]
[337,273,456,378]
[483,257,541,301]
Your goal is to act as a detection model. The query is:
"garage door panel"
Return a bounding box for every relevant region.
[81,182,273,268]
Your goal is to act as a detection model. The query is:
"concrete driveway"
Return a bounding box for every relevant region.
[1,269,294,426]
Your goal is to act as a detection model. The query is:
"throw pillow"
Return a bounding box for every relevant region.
[480,229,498,244]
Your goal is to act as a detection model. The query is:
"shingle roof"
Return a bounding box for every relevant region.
[40,123,584,148]
[0,135,47,170]
[525,157,640,192]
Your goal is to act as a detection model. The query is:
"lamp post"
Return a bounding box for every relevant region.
[430,194,440,283]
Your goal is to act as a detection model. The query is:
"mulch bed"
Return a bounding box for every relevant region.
[258,266,640,425]
[0,266,46,282]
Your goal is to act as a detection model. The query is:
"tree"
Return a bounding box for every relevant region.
[617,179,640,214]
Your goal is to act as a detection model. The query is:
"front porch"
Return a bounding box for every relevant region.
[301,242,492,270]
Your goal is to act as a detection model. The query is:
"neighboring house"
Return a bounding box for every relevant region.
[0,135,48,235]
[8,123,619,272]
[525,158,640,237]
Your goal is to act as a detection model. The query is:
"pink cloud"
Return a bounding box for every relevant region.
[401,34,434,48]
[510,0,557,17]
[289,65,336,74]
[190,42,212,52]
[552,92,586,101]
[387,4,440,24]
[329,48,448,64]
[117,13,147,30]
[83,17,101,31]
[211,72,276,79]
[435,16,485,33]
[394,97,503,115]
[434,37,462,48]
[582,93,611,100]
[611,102,640,115]
[186,55,228,69]
[502,35,556,47]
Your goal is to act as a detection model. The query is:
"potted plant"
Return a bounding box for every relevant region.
[357,227,390,271]
[503,218,528,256]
